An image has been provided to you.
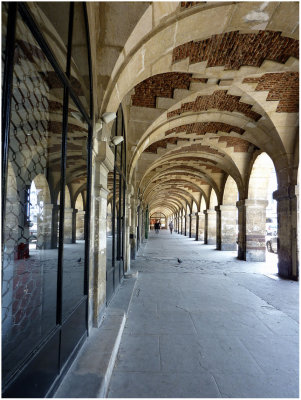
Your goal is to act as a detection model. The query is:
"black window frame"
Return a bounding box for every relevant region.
[1,2,94,397]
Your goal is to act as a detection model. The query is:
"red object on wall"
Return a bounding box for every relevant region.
[17,243,30,259]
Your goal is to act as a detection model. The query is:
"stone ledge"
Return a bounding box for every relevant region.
[54,277,137,398]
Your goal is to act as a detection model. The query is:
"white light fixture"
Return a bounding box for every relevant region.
[101,112,116,124]
[111,136,124,146]
[95,111,117,134]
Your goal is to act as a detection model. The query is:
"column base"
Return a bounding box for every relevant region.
[221,243,237,251]
[246,249,266,262]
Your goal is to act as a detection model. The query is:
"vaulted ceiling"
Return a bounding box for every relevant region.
[106,1,299,216]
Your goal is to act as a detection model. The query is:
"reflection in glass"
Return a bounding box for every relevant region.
[2,12,63,384]
[70,2,90,112]
[61,101,87,320]
[28,2,69,72]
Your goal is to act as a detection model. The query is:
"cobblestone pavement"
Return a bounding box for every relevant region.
[108,230,299,398]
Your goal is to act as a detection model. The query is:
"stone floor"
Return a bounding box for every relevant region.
[107,230,299,398]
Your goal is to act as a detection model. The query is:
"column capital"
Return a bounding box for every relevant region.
[219,204,237,211]
[273,184,297,201]
[204,209,216,215]
[95,184,109,200]
[236,199,268,208]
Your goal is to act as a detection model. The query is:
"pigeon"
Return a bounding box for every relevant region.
[77,258,81,262]
[177,258,182,264]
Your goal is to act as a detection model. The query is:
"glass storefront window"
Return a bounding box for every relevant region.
[2,11,64,384]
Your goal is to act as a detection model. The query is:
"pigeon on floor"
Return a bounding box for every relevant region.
[77,258,81,262]
[177,258,182,263]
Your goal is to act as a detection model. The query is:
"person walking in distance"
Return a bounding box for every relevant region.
[169,220,174,234]
[154,220,160,234]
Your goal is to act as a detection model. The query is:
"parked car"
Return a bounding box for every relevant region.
[266,236,278,253]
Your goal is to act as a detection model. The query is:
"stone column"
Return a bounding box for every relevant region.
[125,193,132,272]
[215,206,221,250]
[195,212,199,241]
[198,212,205,241]
[51,205,60,249]
[91,142,114,327]
[205,209,216,245]
[245,199,268,262]
[72,208,77,243]
[130,195,137,260]
[180,214,183,234]
[64,208,73,244]
[184,214,187,236]
[204,210,208,244]
[145,208,149,239]
[219,205,237,251]
[273,186,298,278]
[236,200,246,260]
[76,210,85,240]
[190,214,197,238]
[37,203,53,249]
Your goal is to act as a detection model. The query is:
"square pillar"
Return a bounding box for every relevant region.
[274,186,298,279]
[190,214,196,238]
[76,210,85,240]
[64,208,73,244]
[91,142,114,327]
[37,203,53,249]
[198,212,205,241]
[236,200,246,260]
[204,209,216,245]
[219,205,237,251]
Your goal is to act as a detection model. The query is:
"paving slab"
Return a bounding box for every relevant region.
[107,230,299,398]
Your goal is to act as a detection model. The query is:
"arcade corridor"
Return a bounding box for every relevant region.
[2,2,299,397]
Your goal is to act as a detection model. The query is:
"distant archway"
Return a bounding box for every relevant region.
[29,174,52,250]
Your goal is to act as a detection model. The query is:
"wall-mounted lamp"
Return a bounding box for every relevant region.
[95,112,117,134]
[111,136,124,146]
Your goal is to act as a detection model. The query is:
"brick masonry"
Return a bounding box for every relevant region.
[144,137,189,153]
[156,164,221,174]
[168,143,225,157]
[243,72,299,113]
[167,90,261,120]
[132,73,207,108]
[172,31,299,70]
[180,2,199,9]
[217,136,252,152]
[165,122,244,136]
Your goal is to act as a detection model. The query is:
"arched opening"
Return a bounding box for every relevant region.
[247,153,278,272]
[191,201,198,238]
[29,174,52,252]
[220,175,239,251]
[150,212,166,230]
[206,189,218,245]
[198,197,206,242]
[75,192,85,241]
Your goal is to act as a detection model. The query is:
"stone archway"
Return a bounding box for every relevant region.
[219,175,239,251]
[245,153,277,262]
